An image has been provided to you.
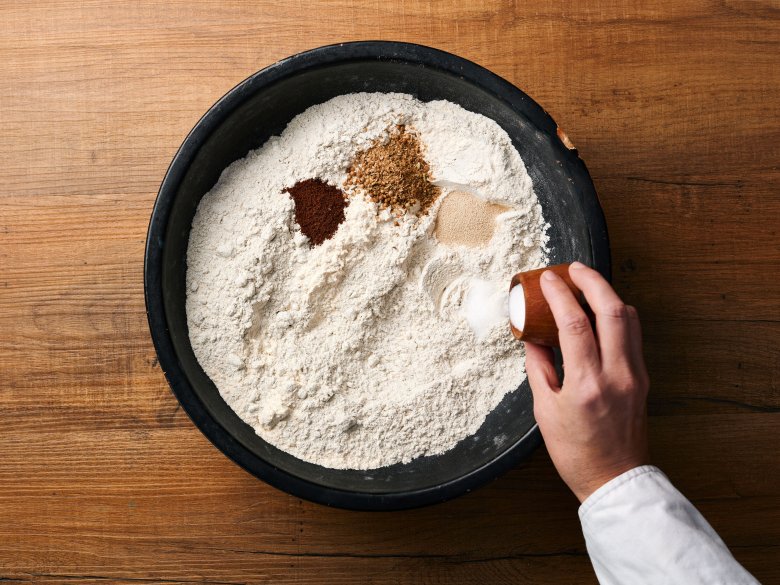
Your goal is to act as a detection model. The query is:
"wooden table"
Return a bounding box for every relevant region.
[1,2,778,583]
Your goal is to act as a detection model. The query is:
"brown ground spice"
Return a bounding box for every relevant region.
[345,125,440,215]
[285,179,347,246]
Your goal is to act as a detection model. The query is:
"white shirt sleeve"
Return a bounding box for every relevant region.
[579,465,760,585]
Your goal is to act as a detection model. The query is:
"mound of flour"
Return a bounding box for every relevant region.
[186,93,549,469]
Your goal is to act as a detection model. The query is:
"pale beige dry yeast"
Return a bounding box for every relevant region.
[434,190,510,247]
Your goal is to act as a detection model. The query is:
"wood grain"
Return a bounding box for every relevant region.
[1,1,778,583]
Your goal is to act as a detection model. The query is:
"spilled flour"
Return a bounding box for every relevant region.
[186,93,549,469]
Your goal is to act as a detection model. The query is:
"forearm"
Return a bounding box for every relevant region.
[579,466,760,585]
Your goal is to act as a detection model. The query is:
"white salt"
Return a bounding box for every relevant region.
[461,278,509,340]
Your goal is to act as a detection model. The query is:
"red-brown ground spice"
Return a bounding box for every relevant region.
[285,179,347,246]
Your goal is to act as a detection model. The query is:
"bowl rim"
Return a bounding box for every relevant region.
[144,40,610,510]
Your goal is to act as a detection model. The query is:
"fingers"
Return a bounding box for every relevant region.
[625,305,649,392]
[525,341,560,394]
[540,270,600,373]
[624,305,643,365]
[568,262,632,372]
[524,341,558,418]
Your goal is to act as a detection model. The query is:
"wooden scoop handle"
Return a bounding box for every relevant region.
[509,263,587,347]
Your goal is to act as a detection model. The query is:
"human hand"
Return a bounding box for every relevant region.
[524,262,649,502]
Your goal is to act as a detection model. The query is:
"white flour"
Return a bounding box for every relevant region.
[186,93,549,469]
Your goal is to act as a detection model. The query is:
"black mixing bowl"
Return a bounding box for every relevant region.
[144,41,609,510]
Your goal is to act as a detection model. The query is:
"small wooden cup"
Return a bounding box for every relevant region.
[509,263,583,347]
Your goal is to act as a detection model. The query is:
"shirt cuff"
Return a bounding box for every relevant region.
[576,464,760,585]
[578,464,663,521]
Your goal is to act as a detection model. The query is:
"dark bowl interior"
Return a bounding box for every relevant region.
[145,42,609,510]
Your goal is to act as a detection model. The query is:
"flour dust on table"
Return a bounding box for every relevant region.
[186,93,550,470]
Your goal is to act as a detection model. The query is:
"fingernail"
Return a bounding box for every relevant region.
[542,270,559,281]
[570,261,586,270]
